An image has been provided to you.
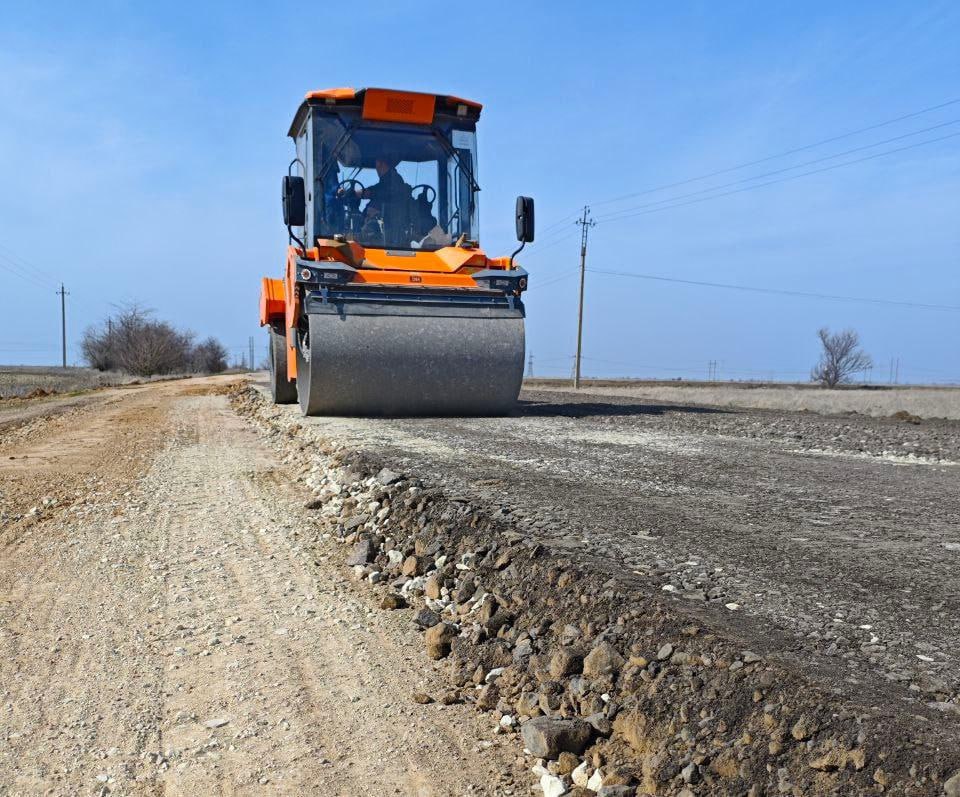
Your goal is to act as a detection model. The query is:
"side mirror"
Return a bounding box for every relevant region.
[282,175,306,227]
[515,196,535,243]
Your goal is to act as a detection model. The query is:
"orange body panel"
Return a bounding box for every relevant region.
[258,278,285,326]
[361,89,436,125]
[304,87,357,101]
[284,247,300,379]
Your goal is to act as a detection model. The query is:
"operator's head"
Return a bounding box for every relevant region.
[375,156,400,176]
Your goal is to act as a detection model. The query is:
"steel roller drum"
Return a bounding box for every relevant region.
[295,299,525,416]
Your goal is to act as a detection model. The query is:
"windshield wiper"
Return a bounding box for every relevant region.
[432,130,481,193]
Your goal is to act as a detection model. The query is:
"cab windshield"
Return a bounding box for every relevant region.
[311,116,479,251]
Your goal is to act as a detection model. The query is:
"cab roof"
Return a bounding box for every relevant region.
[288,87,482,137]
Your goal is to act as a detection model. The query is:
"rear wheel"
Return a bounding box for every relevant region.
[268,326,297,404]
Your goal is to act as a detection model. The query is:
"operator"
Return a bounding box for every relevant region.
[359,156,411,222]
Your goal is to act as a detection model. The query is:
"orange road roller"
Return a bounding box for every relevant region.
[259,87,534,416]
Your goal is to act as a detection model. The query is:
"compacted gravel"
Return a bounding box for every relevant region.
[267,384,960,712]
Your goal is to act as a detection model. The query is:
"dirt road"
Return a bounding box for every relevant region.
[0,379,521,796]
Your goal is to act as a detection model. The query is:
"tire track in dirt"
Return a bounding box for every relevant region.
[0,378,524,796]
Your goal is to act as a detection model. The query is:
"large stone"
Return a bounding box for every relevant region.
[944,770,960,797]
[425,622,458,660]
[583,642,625,678]
[424,575,442,600]
[377,467,402,485]
[521,716,593,759]
[549,648,584,679]
[345,538,373,566]
[412,607,440,629]
[401,555,422,577]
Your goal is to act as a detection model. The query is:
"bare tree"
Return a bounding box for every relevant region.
[82,306,228,377]
[811,327,873,388]
[192,338,228,373]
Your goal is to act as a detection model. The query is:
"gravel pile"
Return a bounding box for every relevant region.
[232,385,960,796]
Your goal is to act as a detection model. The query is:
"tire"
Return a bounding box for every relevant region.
[268,326,297,404]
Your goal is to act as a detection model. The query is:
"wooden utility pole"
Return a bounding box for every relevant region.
[57,283,69,367]
[573,206,596,389]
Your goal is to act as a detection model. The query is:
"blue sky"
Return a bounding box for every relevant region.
[0,1,957,382]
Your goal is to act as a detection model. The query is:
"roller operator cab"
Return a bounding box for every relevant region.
[259,87,534,417]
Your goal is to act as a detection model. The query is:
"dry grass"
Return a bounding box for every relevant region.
[525,379,960,420]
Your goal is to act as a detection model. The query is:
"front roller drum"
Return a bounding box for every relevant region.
[268,326,297,404]
[296,311,524,417]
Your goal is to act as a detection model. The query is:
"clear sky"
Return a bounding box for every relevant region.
[1,1,958,382]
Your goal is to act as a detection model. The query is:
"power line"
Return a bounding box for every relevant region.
[0,242,59,285]
[0,254,55,291]
[590,131,960,223]
[588,268,960,312]
[589,96,960,209]
[594,118,960,222]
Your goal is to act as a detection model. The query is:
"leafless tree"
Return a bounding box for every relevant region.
[811,327,873,388]
[192,338,228,374]
[82,306,227,376]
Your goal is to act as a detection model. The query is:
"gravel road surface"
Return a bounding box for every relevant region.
[0,379,522,795]
[255,380,960,714]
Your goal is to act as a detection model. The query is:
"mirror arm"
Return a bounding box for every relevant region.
[509,239,526,269]
[288,225,305,250]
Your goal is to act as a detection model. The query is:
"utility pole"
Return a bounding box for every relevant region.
[56,283,69,368]
[573,206,596,390]
[249,336,255,372]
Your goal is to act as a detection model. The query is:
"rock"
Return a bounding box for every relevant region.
[597,788,634,797]
[411,692,433,704]
[380,593,407,610]
[385,549,404,569]
[203,717,229,729]
[656,642,673,661]
[424,575,442,600]
[791,715,819,741]
[343,514,369,531]
[571,761,590,787]
[513,639,534,664]
[549,648,584,678]
[539,773,567,797]
[944,771,960,797]
[425,622,458,659]
[303,497,324,509]
[809,748,845,772]
[377,468,401,485]
[556,751,580,775]
[521,717,593,759]
[344,538,373,566]
[584,712,612,737]
[681,762,700,784]
[476,683,500,711]
[439,690,462,705]
[413,607,441,629]
[583,641,625,677]
[401,555,422,577]
[587,769,604,791]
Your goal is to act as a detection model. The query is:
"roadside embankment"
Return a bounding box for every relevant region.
[231,384,960,797]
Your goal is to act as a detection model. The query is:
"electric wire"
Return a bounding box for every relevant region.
[593,118,960,221]
[592,131,960,223]
[588,268,960,312]
[589,96,960,209]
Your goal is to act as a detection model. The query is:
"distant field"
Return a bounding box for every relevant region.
[0,366,137,399]
[525,378,960,420]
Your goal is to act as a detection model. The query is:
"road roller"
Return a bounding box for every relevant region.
[258,87,534,416]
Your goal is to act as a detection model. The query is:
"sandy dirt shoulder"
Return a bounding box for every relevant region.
[0,377,522,796]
